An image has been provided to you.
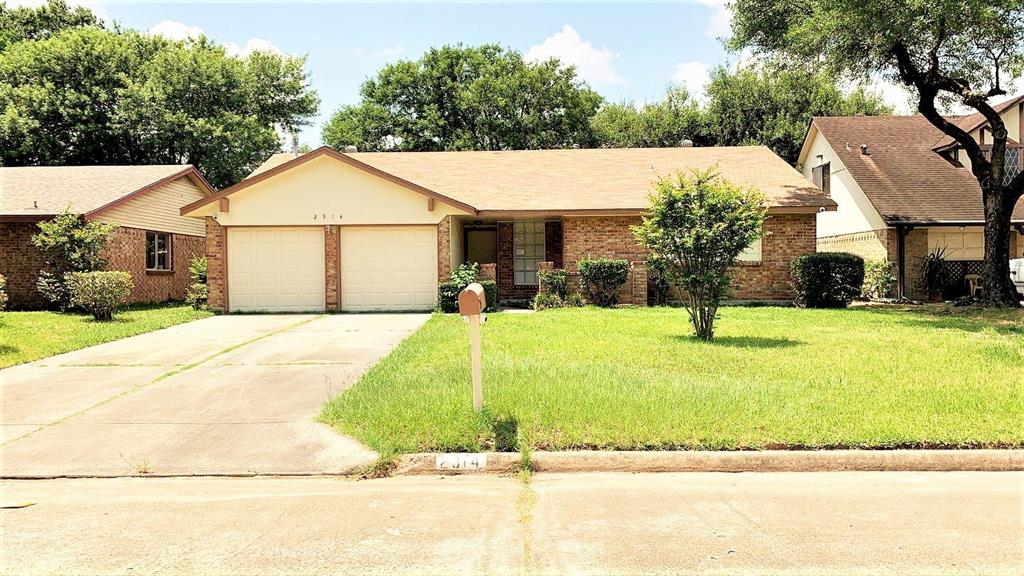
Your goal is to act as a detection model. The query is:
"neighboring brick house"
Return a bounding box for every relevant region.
[180,146,833,313]
[798,95,1024,299]
[0,165,215,310]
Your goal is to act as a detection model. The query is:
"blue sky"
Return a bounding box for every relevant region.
[71,1,740,146]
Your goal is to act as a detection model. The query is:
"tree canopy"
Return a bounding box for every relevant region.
[322,44,603,151]
[590,85,709,149]
[0,0,99,50]
[0,1,319,188]
[729,0,1024,305]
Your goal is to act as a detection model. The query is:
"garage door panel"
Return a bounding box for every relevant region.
[340,226,438,311]
[228,227,326,312]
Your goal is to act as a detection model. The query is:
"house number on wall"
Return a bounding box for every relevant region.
[312,213,343,221]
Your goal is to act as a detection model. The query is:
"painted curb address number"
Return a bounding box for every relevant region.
[435,454,487,471]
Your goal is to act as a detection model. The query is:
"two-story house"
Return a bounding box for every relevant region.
[797,95,1024,299]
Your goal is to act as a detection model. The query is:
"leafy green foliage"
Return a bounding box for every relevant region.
[1,5,318,188]
[185,256,208,310]
[531,292,563,311]
[704,65,892,164]
[563,291,586,308]
[646,256,673,306]
[0,274,8,311]
[31,210,117,310]
[790,252,865,308]
[66,271,133,320]
[438,263,497,313]
[322,44,603,152]
[863,259,896,300]
[591,85,708,148]
[921,246,951,299]
[577,258,629,307]
[537,268,568,299]
[633,169,766,339]
[0,0,100,50]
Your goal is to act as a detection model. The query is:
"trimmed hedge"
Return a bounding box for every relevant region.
[66,271,134,320]
[439,280,497,313]
[578,258,629,307]
[790,252,865,308]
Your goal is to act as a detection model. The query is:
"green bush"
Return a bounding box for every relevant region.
[32,210,117,310]
[537,268,568,298]
[450,262,479,286]
[790,252,865,308]
[438,278,497,313]
[564,291,586,307]
[863,259,896,299]
[185,256,208,309]
[646,256,672,305]
[0,274,7,311]
[577,258,629,307]
[66,271,134,320]
[531,292,563,311]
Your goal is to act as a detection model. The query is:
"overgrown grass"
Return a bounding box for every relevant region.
[0,303,213,368]
[321,305,1024,453]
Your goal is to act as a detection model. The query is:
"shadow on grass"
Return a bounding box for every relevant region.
[480,409,520,452]
[669,335,801,349]
[848,305,1024,336]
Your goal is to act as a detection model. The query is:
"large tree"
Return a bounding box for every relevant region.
[0,5,318,188]
[322,44,603,151]
[0,0,100,50]
[730,0,1024,306]
[591,85,709,148]
[704,64,891,164]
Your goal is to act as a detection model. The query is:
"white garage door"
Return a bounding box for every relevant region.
[341,226,438,311]
[228,227,325,312]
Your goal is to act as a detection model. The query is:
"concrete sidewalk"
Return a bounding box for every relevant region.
[1,314,429,477]
[2,471,1021,575]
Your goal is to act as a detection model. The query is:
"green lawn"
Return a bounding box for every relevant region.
[0,303,213,368]
[320,305,1024,454]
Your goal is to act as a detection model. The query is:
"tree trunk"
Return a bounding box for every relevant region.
[980,185,1021,307]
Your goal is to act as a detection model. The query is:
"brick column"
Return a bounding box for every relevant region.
[437,216,452,282]
[479,263,496,281]
[325,225,340,311]
[205,217,227,312]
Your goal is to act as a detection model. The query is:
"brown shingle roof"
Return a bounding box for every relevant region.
[246,146,835,213]
[931,94,1024,150]
[1,165,207,218]
[810,115,1024,224]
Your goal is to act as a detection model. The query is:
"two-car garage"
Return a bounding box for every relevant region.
[227,225,438,313]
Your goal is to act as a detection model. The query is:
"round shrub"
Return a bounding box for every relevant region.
[863,259,896,300]
[790,252,865,308]
[537,269,568,298]
[564,291,586,307]
[531,292,563,311]
[66,271,134,320]
[577,258,629,307]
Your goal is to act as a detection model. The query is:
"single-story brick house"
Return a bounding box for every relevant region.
[0,165,214,309]
[180,146,835,312]
[799,95,1024,300]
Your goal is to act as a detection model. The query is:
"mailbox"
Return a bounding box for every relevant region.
[458,282,486,317]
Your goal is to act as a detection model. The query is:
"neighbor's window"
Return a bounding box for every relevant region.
[812,162,831,196]
[146,231,172,271]
[736,237,763,263]
[513,220,545,285]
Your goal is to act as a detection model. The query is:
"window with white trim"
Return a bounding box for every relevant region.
[513,221,545,285]
[146,231,172,271]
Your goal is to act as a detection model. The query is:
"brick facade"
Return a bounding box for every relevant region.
[437,216,452,282]
[0,221,203,309]
[205,217,227,312]
[103,227,204,304]
[0,222,49,310]
[325,225,340,311]
[730,214,816,301]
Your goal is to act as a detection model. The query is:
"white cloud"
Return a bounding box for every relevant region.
[526,25,624,86]
[700,0,732,40]
[671,61,711,100]
[148,20,204,42]
[224,38,282,57]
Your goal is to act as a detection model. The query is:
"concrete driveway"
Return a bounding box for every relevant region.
[0,313,429,477]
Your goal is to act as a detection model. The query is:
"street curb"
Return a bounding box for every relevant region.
[396,449,1024,475]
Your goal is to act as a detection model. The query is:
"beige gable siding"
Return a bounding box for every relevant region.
[801,128,887,237]
[94,177,207,236]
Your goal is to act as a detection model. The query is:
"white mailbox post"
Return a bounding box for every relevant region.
[458,283,486,412]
